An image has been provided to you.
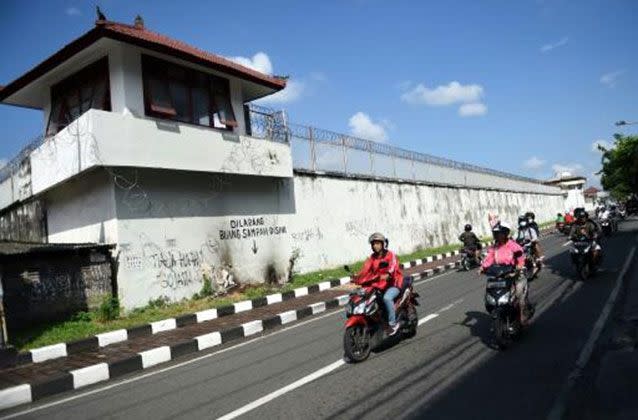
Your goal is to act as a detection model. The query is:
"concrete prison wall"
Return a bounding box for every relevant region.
[288,172,564,274]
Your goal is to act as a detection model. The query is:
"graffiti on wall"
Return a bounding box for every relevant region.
[218,217,288,240]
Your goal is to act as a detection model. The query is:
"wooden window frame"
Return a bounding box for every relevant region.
[46,57,111,136]
[141,55,237,131]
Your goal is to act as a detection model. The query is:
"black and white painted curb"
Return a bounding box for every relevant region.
[0,293,352,411]
[0,258,468,412]
[9,278,353,368]
[8,228,556,370]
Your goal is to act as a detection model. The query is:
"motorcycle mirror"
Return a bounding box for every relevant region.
[343,265,351,273]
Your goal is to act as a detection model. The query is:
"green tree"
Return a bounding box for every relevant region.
[597,134,638,200]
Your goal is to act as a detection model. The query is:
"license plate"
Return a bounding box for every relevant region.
[487,281,507,288]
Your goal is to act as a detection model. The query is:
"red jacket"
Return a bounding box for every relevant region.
[355,250,403,290]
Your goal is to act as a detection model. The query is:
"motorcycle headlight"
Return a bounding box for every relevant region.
[353,302,366,315]
[485,294,496,305]
[498,292,511,304]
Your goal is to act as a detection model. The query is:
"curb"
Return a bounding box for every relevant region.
[0,259,464,412]
[8,277,353,368]
[8,227,555,368]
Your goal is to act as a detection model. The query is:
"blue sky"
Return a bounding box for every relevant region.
[1,0,637,186]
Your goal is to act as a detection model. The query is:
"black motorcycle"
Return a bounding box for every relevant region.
[570,235,597,280]
[600,219,613,237]
[483,264,533,350]
[516,239,538,281]
[460,246,481,271]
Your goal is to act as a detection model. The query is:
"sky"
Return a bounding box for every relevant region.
[1,0,637,186]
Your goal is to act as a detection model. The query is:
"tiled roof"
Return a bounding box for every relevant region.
[0,20,286,103]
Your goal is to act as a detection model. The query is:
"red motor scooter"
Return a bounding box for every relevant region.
[342,264,419,363]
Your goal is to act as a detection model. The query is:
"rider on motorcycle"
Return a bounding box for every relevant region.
[569,208,602,263]
[355,232,404,335]
[525,211,540,236]
[459,224,482,261]
[517,215,543,276]
[480,222,530,324]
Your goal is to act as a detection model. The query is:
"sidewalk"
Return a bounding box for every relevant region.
[0,253,465,411]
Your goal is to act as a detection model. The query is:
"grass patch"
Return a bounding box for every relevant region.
[14,229,547,351]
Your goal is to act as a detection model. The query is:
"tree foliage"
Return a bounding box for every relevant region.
[597,133,638,200]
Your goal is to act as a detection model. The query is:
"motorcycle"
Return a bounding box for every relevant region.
[516,238,539,281]
[600,219,613,237]
[460,246,482,271]
[343,266,420,363]
[570,235,597,280]
[483,264,533,350]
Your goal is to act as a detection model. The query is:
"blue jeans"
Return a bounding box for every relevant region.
[383,287,401,326]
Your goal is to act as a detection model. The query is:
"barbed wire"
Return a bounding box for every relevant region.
[248,105,548,185]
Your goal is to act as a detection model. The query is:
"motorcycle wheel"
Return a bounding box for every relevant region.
[493,317,511,350]
[579,262,590,281]
[344,326,371,363]
[402,305,418,339]
[461,257,470,271]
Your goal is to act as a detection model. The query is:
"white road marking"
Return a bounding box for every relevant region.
[0,262,493,419]
[216,310,446,420]
[216,360,347,420]
[547,246,636,420]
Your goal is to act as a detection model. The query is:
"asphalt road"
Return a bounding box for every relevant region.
[4,218,638,420]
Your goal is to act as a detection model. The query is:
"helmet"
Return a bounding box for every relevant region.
[464,224,472,231]
[368,232,388,249]
[574,207,587,220]
[492,221,511,237]
[525,211,535,221]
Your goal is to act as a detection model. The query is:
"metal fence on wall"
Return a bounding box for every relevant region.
[248,105,558,194]
[0,135,44,184]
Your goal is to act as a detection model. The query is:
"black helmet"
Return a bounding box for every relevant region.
[525,211,535,221]
[492,221,511,237]
[574,207,587,220]
[464,224,472,231]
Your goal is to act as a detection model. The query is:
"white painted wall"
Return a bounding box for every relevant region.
[108,43,145,117]
[32,167,568,310]
[28,109,293,198]
[564,189,586,211]
[288,174,565,273]
[112,169,294,309]
[45,169,118,244]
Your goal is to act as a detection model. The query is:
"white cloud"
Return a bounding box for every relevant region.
[523,156,546,169]
[401,81,484,106]
[552,163,584,176]
[258,79,304,104]
[592,139,613,152]
[229,52,273,75]
[600,69,625,87]
[65,7,81,16]
[540,36,568,53]
[348,112,389,143]
[458,102,488,117]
